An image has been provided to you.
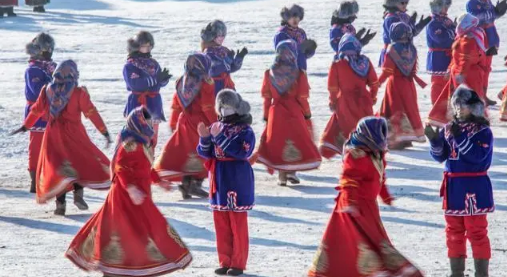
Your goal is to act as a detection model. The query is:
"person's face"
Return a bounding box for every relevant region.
[454,104,472,120]
[139,43,152,54]
[396,1,408,12]
[288,16,300,27]
[441,6,449,14]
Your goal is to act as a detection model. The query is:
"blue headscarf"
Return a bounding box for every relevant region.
[345,116,388,153]
[176,53,212,108]
[387,22,417,77]
[45,60,79,119]
[120,106,154,145]
[337,33,370,77]
[269,39,300,95]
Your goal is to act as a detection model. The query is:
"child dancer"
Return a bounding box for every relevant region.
[123,31,171,150]
[155,53,215,199]
[428,13,488,127]
[256,39,321,186]
[320,34,379,159]
[197,89,255,276]
[201,20,248,96]
[426,0,455,105]
[11,60,111,215]
[378,22,427,150]
[24,32,57,193]
[274,4,317,71]
[425,86,493,277]
[309,117,423,277]
[66,107,192,277]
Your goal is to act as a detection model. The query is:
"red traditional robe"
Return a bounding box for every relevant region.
[428,36,488,127]
[500,84,507,121]
[24,85,110,203]
[308,148,423,277]
[320,60,379,158]
[154,79,217,181]
[66,140,192,276]
[256,70,321,172]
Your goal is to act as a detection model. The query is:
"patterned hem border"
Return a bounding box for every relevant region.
[444,206,495,216]
[319,142,342,154]
[256,156,321,171]
[37,178,110,204]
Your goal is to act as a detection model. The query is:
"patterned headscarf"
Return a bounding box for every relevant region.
[330,23,356,53]
[176,53,212,108]
[387,22,417,77]
[45,60,79,119]
[456,13,486,52]
[345,116,388,153]
[269,39,300,95]
[120,106,155,145]
[338,33,370,77]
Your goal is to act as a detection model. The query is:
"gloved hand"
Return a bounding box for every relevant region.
[103,131,113,149]
[410,12,418,25]
[495,0,507,18]
[236,47,248,59]
[10,126,27,135]
[424,125,440,141]
[355,28,366,40]
[486,47,498,56]
[415,15,431,33]
[157,68,172,83]
[304,113,312,120]
[450,121,462,138]
[300,39,317,55]
[358,29,377,46]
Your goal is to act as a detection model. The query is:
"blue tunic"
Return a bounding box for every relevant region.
[379,12,417,67]
[204,45,244,95]
[274,26,314,71]
[197,123,255,211]
[467,0,500,48]
[426,14,456,75]
[429,122,494,216]
[24,62,54,131]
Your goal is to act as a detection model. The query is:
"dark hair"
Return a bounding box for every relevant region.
[454,114,490,126]
[331,15,355,26]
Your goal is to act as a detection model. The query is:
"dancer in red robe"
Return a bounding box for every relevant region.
[320,33,378,159]
[11,60,111,215]
[378,21,427,150]
[256,39,321,186]
[428,13,489,127]
[499,56,507,121]
[66,107,192,277]
[155,53,216,199]
[308,117,423,277]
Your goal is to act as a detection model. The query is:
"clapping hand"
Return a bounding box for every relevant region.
[157,68,172,83]
[424,125,440,141]
[236,47,248,59]
[210,122,223,137]
[358,29,377,46]
[197,122,210,138]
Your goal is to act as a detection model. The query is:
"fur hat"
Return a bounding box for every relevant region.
[281,4,305,22]
[430,0,452,14]
[451,85,485,117]
[26,32,55,58]
[201,20,227,42]
[333,1,359,19]
[384,0,409,8]
[127,31,155,54]
[215,89,251,117]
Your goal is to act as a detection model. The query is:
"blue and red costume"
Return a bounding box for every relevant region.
[204,46,244,96]
[274,25,314,71]
[429,122,493,259]
[379,11,417,67]
[329,23,356,55]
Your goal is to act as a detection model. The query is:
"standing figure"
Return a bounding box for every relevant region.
[0,0,17,17]
[155,53,215,199]
[66,107,193,277]
[330,0,376,54]
[425,86,493,277]
[197,89,255,277]
[308,117,424,277]
[379,0,431,67]
[428,13,488,127]
[256,40,321,186]
[498,55,507,121]
[123,31,172,150]
[378,22,427,150]
[467,0,507,106]
[24,32,56,193]
[274,4,317,72]
[11,60,112,216]
[201,20,248,96]
[25,0,49,12]
[320,34,379,159]
[426,0,456,104]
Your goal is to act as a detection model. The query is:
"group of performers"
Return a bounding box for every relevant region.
[8,0,504,276]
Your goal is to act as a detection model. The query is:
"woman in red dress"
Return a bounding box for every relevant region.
[428,13,489,127]
[66,107,192,277]
[320,33,379,159]
[378,21,427,150]
[155,53,216,199]
[308,117,423,277]
[11,60,111,216]
[256,39,321,186]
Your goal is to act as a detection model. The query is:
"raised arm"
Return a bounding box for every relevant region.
[123,64,157,91]
[213,127,256,160]
[429,128,450,163]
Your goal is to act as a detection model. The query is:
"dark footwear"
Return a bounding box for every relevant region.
[485,96,497,106]
[214,267,229,275]
[179,176,192,199]
[189,178,208,198]
[6,7,16,17]
[0,8,4,18]
[286,172,300,184]
[226,268,244,276]
[73,188,89,210]
[474,259,489,277]
[29,171,36,193]
[39,6,45,12]
[449,258,465,277]
[54,201,66,216]
[278,171,287,186]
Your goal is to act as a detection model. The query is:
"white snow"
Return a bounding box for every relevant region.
[0,0,506,276]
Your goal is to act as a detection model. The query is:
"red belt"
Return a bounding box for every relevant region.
[429,48,452,56]
[205,157,239,199]
[132,91,158,107]
[27,100,35,105]
[440,171,487,209]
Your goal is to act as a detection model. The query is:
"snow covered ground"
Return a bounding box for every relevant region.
[1,0,507,276]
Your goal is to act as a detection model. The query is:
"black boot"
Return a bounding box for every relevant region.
[6,7,16,17]
[29,171,36,193]
[474,259,489,277]
[226,268,244,276]
[73,184,89,210]
[54,193,66,216]
[0,8,5,18]
[449,258,465,277]
[214,267,229,275]
[286,171,300,184]
[278,171,287,186]
[179,176,192,200]
[189,178,208,198]
[485,96,497,106]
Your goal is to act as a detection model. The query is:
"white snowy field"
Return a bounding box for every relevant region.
[1,0,507,276]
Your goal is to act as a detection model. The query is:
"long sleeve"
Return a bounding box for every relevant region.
[261,70,272,120]
[301,30,315,59]
[467,1,496,24]
[79,87,108,134]
[327,62,340,107]
[123,64,158,91]
[453,128,493,163]
[454,37,483,77]
[197,136,213,159]
[429,129,450,163]
[366,62,380,101]
[273,31,292,49]
[427,22,456,47]
[296,72,311,117]
[169,92,182,131]
[378,55,395,84]
[230,55,244,73]
[25,68,49,102]
[24,85,48,128]
[213,127,256,160]
[339,152,369,205]
[201,82,218,124]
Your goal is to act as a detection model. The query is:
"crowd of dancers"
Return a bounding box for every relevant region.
[7,0,506,276]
